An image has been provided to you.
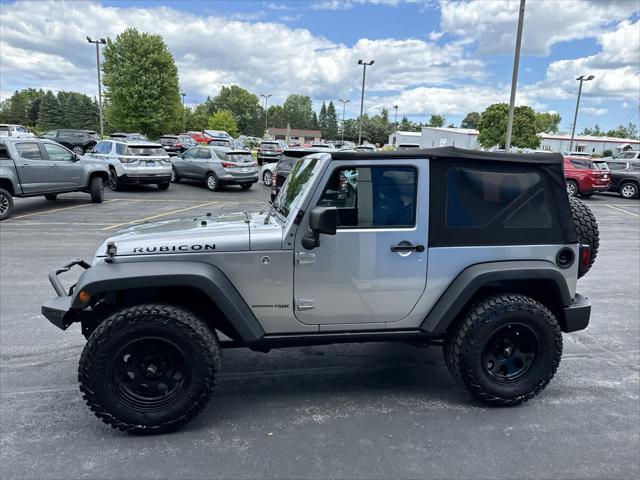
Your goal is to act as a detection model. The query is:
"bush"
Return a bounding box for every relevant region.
[602,149,613,157]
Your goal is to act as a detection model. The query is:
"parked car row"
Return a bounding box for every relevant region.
[563,153,639,199]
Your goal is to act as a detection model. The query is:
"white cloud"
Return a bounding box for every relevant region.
[312,0,429,10]
[438,0,639,55]
[581,107,608,116]
[280,14,302,22]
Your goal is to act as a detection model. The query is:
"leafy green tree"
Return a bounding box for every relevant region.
[210,85,262,136]
[581,124,605,136]
[428,114,446,127]
[267,105,286,129]
[318,102,328,138]
[342,119,358,141]
[208,110,238,137]
[478,103,540,149]
[606,123,638,139]
[534,112,561,133]
[312,111,319,130]
[326,101,339,140]
[283,94,314,129]
[102,28,182,138]
[460,111,480,129]
[399,116,413,131]
[37,91,63,131]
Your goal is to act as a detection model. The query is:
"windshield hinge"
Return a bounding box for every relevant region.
[294,210,305,225]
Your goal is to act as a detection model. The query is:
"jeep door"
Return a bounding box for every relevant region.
[43,142,83,189]
[293,160,428,326]
[13,141,56,193]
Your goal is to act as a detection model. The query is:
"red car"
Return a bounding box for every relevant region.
[563,156,610,197]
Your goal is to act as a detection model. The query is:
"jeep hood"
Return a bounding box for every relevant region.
[95,212,253,257]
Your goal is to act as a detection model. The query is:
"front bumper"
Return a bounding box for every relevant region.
[561,293,591,332]
[41,259,90,330]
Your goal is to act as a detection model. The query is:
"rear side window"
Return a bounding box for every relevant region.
[0,145,10,159]
[115,143,126,155]
[16,143,43,160]
[446,170,545,228]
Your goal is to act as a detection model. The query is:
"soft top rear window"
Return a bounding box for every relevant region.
[126,146,166,156]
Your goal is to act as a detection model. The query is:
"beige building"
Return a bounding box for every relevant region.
[267,127,321,143]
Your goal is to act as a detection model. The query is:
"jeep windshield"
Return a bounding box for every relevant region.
[272,156,320,219]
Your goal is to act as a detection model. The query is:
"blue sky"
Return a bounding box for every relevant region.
[1,0,639,132]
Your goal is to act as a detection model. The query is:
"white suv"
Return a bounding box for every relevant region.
[88,139,173,191]
[0,124,35,139]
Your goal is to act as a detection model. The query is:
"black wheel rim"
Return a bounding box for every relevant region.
[109,337,191,412]
[0,194,8,215]
[482,323,540,383]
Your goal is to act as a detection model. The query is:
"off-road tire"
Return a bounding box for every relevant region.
[205,172,219,191]
[566,180,578,197]
[262,170,272,186]
[157,182,170,190]
[90,176,104,203]
[78,304,220,434]
[619,181,638,199]
[240,183,253,190]
[44,194,58,201]
[443,293,562,406]
[108,168,121,191]
[0,188,13,221]
[568,196,599,277]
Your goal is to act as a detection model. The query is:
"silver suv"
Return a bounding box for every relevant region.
[87,140,172,191]
[42,147,598,434]
[170,146,258,191]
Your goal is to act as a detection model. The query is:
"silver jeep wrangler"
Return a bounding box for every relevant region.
[42,147,598,434]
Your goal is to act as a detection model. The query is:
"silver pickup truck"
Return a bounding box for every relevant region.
[0,138,109,220]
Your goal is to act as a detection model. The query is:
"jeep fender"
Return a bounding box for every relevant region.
[70,261,265,343]
[420,260,572,334]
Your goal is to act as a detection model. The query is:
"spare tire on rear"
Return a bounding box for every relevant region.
[568,196,599,278]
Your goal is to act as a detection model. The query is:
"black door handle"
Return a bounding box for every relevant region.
[391,243,425,253]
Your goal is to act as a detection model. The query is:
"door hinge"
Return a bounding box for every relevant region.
[295,252,316,265]
[295,298,315,311]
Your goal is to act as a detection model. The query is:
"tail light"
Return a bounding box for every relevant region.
[579,244,590,277]
[275,148,282,154]
[118,156,136,163]
[174,143,182,148]
[272,169,278,186]
[221,161,235,168]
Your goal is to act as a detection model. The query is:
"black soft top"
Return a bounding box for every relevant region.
[331,146,563,166]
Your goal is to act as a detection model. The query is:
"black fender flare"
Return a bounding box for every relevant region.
[71,261,265,343]
[420,260,572,334]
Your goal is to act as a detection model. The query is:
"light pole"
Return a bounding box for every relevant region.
[181,92,186,132]
[261,94,272,136]
[357,59,374,145]
[339,99,350,143]
[569,75,595,152]
[393,104,399,129]
[87,36,106,136]
[504,0,526,152]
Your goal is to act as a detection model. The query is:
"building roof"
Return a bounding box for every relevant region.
[539,133,640,144]
[421,126,479,135]
[267,127,321,136]
[393,131,422,137]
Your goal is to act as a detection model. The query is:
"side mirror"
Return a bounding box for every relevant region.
[301,207,337,250]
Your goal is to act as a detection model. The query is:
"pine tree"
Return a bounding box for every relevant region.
[326,101,338,140]
[318,102,328,139]
[37,91,63,131]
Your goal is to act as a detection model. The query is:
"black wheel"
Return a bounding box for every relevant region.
[157,182,170,190]
[0,187,13,221]
[108,169,121,191]
[240,183,252,190]
[262,170,273,186]
[72,145,85,155]
[78,304,221,434]
[171,167,180,183]
[619,181,639,199]
[44,194,58,201]
[443,294,562,406]
[565,180,578,197]
[90,176,104,203]
[205,172,219,191]
[568,196,599,277]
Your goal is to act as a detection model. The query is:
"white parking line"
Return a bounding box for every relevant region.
[605,204,640,218]
[102,200,219,230]
[6,199,120,221]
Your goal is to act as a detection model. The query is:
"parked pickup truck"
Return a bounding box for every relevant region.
[0,138,109,220]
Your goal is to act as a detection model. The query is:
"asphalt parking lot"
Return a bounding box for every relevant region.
[1,180,639,479]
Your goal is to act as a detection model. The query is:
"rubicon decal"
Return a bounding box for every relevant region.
[132,244,216,253]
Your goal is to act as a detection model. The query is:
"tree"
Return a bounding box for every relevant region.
[283,94,314,129]
[477,103,540,149]
[581,124,605,136]
[341,119,358,141]
[326,101,339,140]
[399,116,413,131]
[102,28,182,138]
[606,123,638,139]
[428,114,445,127]
[534,112,561,133]
[447,123,456,128]
[210,85,262,136]
[207,110,238,137]
[267,105,286,129]
[460,111,480,129]
[318,102,327,138]
[37,91,63,131]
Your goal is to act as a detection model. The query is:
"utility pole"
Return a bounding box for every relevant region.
[505,0,526,152]
[339,99,350,143]
[87,36,106,136]
[261,94,272,137]
[181,92,186,132]
[569,75,595,152]
[357,59,374,145]
[393,104,399,130]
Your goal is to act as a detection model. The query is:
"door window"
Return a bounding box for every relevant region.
[16,143,44,160]
[317,166,417,228]
[195,148,212,159]
[182,148,197,159]
[44,143,73,161]
[115,143,126,155]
